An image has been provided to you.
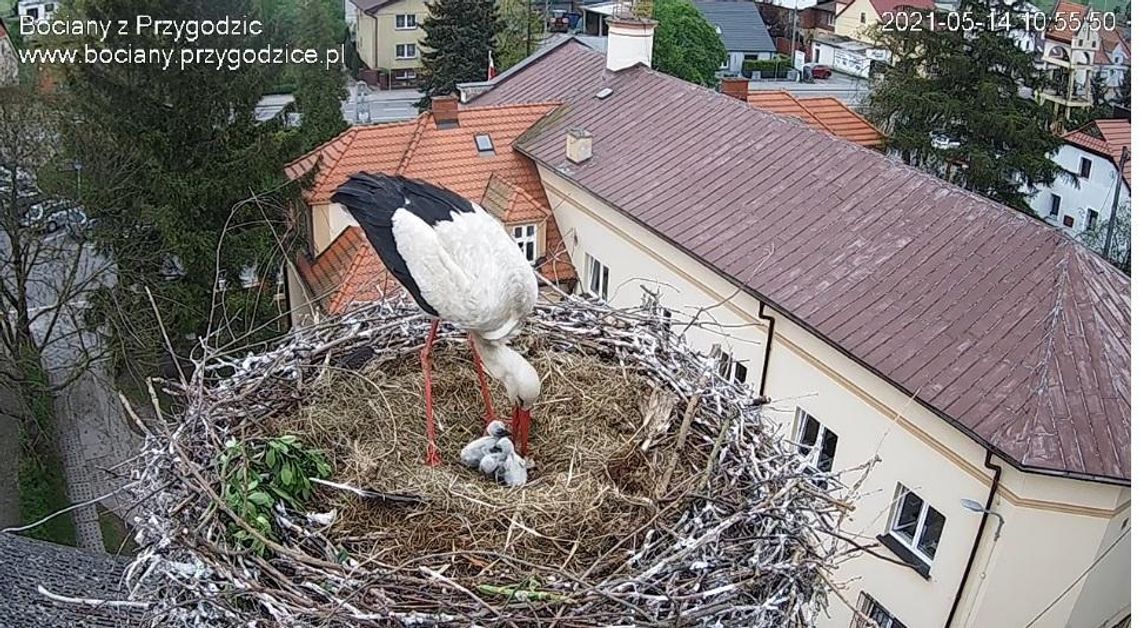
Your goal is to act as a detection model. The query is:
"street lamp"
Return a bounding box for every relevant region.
[960,498,1005,540]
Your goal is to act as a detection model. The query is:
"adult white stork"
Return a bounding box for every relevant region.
[332,172,541,466]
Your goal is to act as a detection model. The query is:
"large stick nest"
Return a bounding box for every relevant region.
[123,297,855,627]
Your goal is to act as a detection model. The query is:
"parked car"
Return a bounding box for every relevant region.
[804,64,833,80]
[20,201,88,235]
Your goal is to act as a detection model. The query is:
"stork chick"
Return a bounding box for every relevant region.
[460,420,511,468]
[492,438,528,487]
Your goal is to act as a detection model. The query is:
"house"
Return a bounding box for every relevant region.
[1095,27,1130,91]
[350,0,427,88]
[282,97,577,323]
[469,20,1129,628]
[833,0,933,44]
[0,19,18,87]
[1029,119,1130,242]
[1038,2,1099,117]
[720,79,884,147]
[16,0,56,24]
[811,30,888,77]
[692,0,777,73]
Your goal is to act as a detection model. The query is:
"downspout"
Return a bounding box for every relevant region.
[757,303,775,398]
[945,452,1002,628]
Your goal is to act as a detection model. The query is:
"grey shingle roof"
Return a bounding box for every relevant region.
[473,41,1131,483]
[694,0,776,54]
[0,533,140,627]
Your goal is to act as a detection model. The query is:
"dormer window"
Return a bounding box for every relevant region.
[475,134,494,154]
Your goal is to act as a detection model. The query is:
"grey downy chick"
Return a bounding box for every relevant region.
[460,420,511,468]
[492,437,528,487]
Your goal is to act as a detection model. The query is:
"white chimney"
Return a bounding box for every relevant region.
[566,128,593,163]
[605,16,657,72]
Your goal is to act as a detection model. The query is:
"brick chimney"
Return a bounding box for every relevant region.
[606,16,657,72]
[720,77,750,102]
[431,95,459,128]
[566,128,593,164]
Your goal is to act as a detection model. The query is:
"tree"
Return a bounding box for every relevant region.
[496,0,545,70]
[417,0,501,110]
[1116,67,1130,107]
[1082,200,1131,274]
[651,0,728,88]
[291,0,349,151]
[62,0,294,386]
[0,83,115,545]
[865,0,1065,213]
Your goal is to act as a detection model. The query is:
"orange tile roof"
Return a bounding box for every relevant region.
[286,102,578,314]
[1062,119,1131,186]
[746,91,884,148]
[1095,28,1130,64]
[1046,1,1089,43]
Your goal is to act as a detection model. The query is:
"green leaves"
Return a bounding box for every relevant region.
[652,0,728,88]
[218,435,333,554]
[417,0,502,110]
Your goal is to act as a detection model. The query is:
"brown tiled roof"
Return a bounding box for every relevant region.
[348,0,399,14]
[746,91,884,148]
[1063,119,1131,187]
[1046,1,1089,43]
[475,41,1131,482]
[286,103,578,314]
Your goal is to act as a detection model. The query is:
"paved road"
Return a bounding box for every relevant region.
[749,73,873,107]
[256,82,420,127]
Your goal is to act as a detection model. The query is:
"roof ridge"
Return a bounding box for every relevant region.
[397,114,432,175]
[462,100,564,113]
[285,127,358,176]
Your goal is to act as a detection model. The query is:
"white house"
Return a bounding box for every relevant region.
[16,0,56,24]
[468,22,1130,628]
[1029,119,1130,241]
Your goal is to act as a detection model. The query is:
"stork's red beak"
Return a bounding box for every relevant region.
[512,405,532,456]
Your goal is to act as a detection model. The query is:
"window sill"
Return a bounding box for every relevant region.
[877,533,932,579]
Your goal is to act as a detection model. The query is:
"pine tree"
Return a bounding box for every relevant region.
[417,0,501,110]
[865,0,1065,213]
[652,0,728,88]
[62,0,294,378]
[292,0,349,151]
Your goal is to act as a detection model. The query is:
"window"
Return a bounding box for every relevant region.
[888,485,945,563]
[395,14,417,29]
[795,409,838,472]
[1063,215,1075,228]
[585,253,610,300]
[45,2,56,11]
[855,593,908,628]
[395,43,417,59]
[860,11,867,23]
[474,133,494,154]
[1079,156,1092,178]
[27,7,39,19]
[711,345,748,385]
[1049,193,1061,217]
[1087,208,1099,230]
[394,69,416,81]
[513,224,538,263]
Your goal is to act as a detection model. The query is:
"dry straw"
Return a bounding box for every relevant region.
[121,295,859,626]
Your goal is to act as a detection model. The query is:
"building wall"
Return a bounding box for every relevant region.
[312,202,356,255]
[535,162,1130,628]
[833,0,878,44]
[1028,143,1131,239]
[354,0,428,71]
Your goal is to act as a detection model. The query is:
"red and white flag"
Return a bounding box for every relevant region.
[487,50,497,81]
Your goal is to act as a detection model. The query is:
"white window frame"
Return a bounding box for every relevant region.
[584,252,610,301]
[855,592,908,628]
[1086,208,1099,230]
[395,43,417,59]
[395,14,417,30]
[513,223,539,263]
[794,408,838,472]
[1049,193,1061,217]
[1078,156,1092,178]
[394,69,417,80]
[710,344,748,385]
[888,485,944,565]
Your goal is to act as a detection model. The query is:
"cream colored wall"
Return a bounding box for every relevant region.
[372,0,428,70]
[357,11,379,69]
[535,163,1131,628]
[312,202,356,255]
[834,0,879,43]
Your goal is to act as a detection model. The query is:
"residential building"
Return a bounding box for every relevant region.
[1039,2,1099,117]
[811,30,888,77]
[1029,119,1130,242]
[1096,27,1131,91]
[282,97,577,323]
[0,19,18,87]
[16,0,56,24]
[720,78,884,147]
[468,22,1130,628]
[351,0,428,88]
[833,0,932,44]
[693,0,777,73]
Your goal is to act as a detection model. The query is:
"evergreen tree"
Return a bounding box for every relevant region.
[652,0,728,88]
[417,0,501,110]
[292,0,349,151]
[62,0,295,380]
[865,0,1065,213]
[496,0,545,70]
[1116,67,1130,107]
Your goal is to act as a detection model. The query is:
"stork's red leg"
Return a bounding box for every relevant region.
[422,319,441,467]
[467,334,496,425]
[513,406,532,457]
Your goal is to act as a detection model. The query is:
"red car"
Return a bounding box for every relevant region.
[807,64,832,80]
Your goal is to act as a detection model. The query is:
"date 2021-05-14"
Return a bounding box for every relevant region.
[882,9,1117,33]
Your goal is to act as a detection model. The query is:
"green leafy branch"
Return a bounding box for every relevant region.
[218,435,332,554]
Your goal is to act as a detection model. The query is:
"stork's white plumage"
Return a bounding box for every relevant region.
[332,173,541,466]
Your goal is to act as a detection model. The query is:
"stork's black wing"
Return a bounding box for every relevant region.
[331,173,475,315]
